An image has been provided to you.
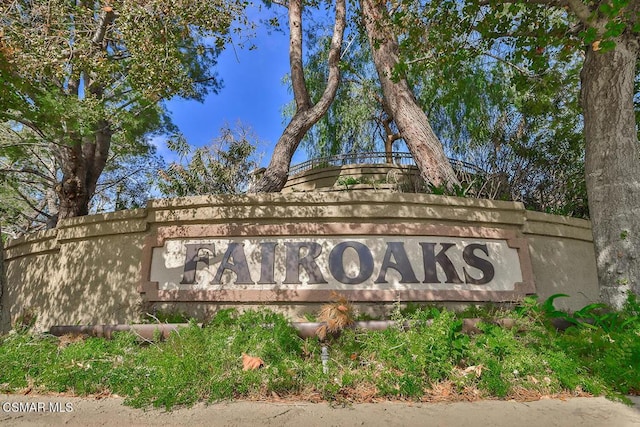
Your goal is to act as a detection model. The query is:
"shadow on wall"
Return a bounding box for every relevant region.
[4,227,146,333]
[2,193,600,331]
[527,236,599,310]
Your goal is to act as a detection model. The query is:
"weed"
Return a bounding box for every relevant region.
[146,310,192,324]
[0,298,638,408]
[14,309,37,332]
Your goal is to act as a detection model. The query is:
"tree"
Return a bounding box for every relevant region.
[0,133,60,233]
[158,123,262,197]
[411,37,588,216]
[577,3,640,308]
[473,0,640,308]
[0,0,246,223]
[286,28,382,159]
[286,1,586,214]
[0,119,164,236]
[360,0,460,188]
[251,0,347,192]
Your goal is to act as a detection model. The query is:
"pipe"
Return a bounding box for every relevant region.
[48,317,577,341]
[49,324,186,340]
[49,321,406,341]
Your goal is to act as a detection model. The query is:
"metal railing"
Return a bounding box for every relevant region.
[288,152,484,176]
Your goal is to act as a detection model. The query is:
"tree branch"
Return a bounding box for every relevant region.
[482,51,537,77]
[564,0,595,26]
[309,0,346,114]
[92,7,116,47]
[0,168,57,184]
[96,169,146,192]
[288,0,312,110]
[478,0,595,27]
[270,0,289,8]
[0,114,48,140]
[7,182,53,219]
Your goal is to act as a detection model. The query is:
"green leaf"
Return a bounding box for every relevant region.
[581,27,599,44]
[542,294,570,315]
[604,21,626,38]
[598,3,613,16]
[599,39,617,51]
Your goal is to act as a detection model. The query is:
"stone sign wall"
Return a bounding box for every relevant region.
[1,193,597,332]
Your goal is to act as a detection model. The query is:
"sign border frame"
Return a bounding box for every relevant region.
[138,223,535,303]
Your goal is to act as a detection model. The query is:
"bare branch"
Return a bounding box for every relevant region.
[27,146,57,179]
[309,0,346,115]
[1,114,48,140]
[0,167,57,183]
[7,182,54,219]
[482,51,537,77]
[96,169,146,192]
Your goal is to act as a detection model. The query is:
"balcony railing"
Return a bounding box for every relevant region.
[288,152,484,177]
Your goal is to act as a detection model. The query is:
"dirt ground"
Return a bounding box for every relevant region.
[1,394,639,426]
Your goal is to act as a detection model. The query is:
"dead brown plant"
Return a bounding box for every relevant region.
[315,292,355,341]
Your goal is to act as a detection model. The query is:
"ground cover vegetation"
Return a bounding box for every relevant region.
[0,295,638,410]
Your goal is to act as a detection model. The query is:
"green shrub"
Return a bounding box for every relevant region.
[0,298,638,409]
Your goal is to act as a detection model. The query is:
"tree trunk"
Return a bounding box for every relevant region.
[382,115,400,163]
[252,0,346,193]
[56,120,112,222]
[252,111,321,192]
[53,8,115,222]
[581,35,640,309]
[361,0,459,189]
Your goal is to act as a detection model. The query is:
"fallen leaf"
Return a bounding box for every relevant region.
[242,353,264,371]
[462,365,483,377]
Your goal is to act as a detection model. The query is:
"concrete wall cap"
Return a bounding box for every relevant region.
[4,228,58,249]
[147,193,526,211]
[524,210,591,228]
[57,208,148,228]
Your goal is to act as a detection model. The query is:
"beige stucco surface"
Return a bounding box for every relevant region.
[282,164,422,193]
[1,192,598,333]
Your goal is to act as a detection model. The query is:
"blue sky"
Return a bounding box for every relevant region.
[157,6,310,167]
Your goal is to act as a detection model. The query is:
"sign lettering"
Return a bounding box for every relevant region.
[150,236,524,292]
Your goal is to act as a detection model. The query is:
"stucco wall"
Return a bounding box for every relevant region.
[282,164,421,192]
[1,192,598,333]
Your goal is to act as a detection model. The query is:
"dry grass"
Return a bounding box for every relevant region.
[315,293,355,341]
